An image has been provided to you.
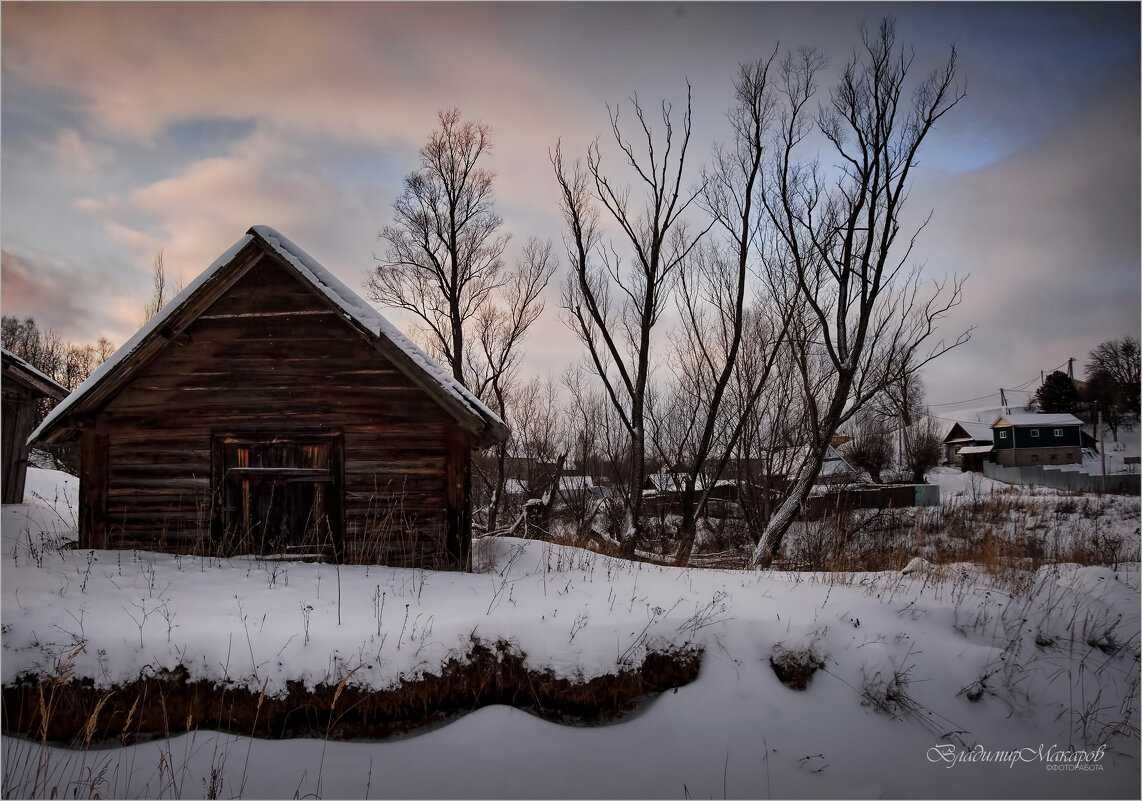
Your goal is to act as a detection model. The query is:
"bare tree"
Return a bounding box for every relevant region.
[1087,336,1140,416]
[95,337,115,363]
[732,316,810,532]
[844,411,893,484]
[509,375,565,489]
[750,21,971,567]
[141,250,183,326]
[465,239,556,531]
[368,109,554,534]
[367,108,511,386]
[874,369,927,472]
[476,374,564,533]
[552,86,709,554]
[1081,370,1134,442]
[1,316,65,381]
[902,413,943,483]
[61,344,96,392]
[664,55,804,564]
[562,363,632,539]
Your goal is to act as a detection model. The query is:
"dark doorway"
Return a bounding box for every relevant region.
[212,433,343,558]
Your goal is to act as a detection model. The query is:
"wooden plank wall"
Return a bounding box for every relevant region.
[91,254,463,567]
[1,385,38,504]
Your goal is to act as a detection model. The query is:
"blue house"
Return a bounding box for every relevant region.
[991,413,1084,467]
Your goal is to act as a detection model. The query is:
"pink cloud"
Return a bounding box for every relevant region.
[2,3,590,155]
[49,128,110,174]
[0,249,124,341]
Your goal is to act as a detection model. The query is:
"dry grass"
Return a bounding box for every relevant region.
[773,483,1140,577]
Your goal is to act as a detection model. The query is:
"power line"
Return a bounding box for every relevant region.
[928,359,1072,409]
[929,392,999,408]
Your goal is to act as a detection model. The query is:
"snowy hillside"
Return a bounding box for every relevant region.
[2,468,1139,799]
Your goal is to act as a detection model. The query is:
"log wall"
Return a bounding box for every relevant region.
[85,254,468,568]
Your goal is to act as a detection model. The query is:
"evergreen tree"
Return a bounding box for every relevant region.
[1034,370,1079,414]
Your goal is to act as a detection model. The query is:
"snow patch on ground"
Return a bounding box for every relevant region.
[2,468,1138,799]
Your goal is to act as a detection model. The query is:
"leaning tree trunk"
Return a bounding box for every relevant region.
[622,424,647,556]
[485,441,508,533]
[749,450,822,568]
[750,401,847,568]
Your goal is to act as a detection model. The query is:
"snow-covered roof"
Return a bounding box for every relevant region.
[818,447,854,477]
[558,475,595,491]
[30,226,508,447]
[1,349,68,400]
[942,421,993,443]
[993,413,1083,428]
[645,473,737,493]
[503,478,528,495]
[958,445,994,455]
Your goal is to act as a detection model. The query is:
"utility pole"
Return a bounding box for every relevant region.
[1067,358,1075,381]
[1099,405,1106,494]
[999,388,1007,411]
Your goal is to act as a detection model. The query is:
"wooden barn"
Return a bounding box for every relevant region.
[29,226,508,569]
[2,349,68,504]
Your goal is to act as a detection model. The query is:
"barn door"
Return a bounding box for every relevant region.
[212,434,343,558]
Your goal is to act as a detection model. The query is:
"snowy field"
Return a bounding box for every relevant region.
[2,468,1139,799]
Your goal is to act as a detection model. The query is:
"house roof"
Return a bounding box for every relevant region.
[2,349,68,401]
[942,421,994,444]
[503,478,529,495]
[558,475,595,491]
[769,445,852,476]
[29,226,509,448]
[644,472,737,493]
[958,445,994,455]
[992,413,1083,428]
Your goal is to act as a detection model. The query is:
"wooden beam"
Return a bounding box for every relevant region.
[79,430,108,548]
[444,424,472,570]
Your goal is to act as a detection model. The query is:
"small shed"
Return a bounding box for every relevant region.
[2,349,68,503]
[30,226,508,568]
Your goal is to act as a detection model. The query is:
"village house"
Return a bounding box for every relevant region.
[990,412,1084,468]
[29,226,508,569]
[642,472,738,501]
[2,349,68,504]
[941,421,994,471]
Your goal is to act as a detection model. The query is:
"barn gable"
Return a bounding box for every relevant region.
[29,226,507,568]
[32,227,507,448]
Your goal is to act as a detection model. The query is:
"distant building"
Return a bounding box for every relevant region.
[555,474,596,504]
[749,445,858,487]
[643,472,738,500]
[991,413,1083,467]
[2,350,68,504]
[942,421,994,470]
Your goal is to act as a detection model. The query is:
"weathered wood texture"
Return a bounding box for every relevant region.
[79,430,108,548]
[1,385,39,504]
[2,353,67,504]
[83,253,470,568]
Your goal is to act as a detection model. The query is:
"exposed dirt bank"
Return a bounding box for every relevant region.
[2,639,702,746]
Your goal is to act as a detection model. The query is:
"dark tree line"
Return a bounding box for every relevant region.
[1,316,112,396]
[1032,337,1140,442]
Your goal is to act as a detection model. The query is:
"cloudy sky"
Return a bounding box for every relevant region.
[2,2,1138,415]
